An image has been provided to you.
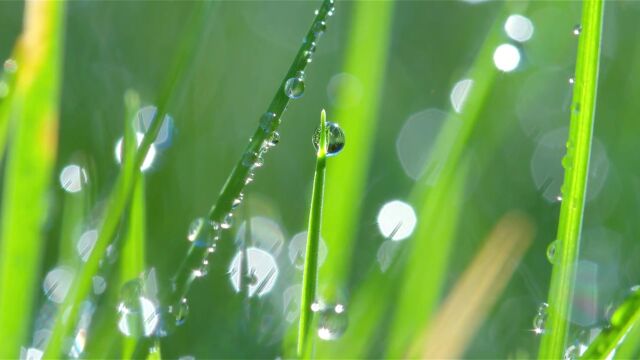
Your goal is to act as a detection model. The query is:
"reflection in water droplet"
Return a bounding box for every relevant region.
[546,240,557,264]
[133,106,174,148]
[43,267,74,304]
[316,303,348,340]
[114,132,157,172]
[573,24,582,36]
[288,231,328,270]
[77,229,98,262]
[504,14,534,43]
[117,279,159,337]
[312,121,345,156]
[284,76,305,99]
[376,200,417,241]
[493,43,521,72]
[532,302,549,335]
[228,247,279,297]
[59,164,88,193]
[450,78,474,114]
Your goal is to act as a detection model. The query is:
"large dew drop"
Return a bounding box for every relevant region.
[315,303,348,340]
[312,121,346,156]
[532,302,549,335]
[284,74,305,99]
[546,240,558,264]
[117,279,159,338]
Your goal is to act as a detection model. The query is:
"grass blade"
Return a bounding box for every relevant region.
[297,109,328,357]
[0,1,66,357]
[538,0,604,357]
[386,3,522,356]
[580,288,640,359]
[411,212,534,358]
[319,0,395,302]
[43,3,214,355]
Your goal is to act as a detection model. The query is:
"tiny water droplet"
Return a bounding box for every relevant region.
[316,303,348,340]
[242,151,259,168]
[221,213,234,229]
[3,59,17,73]
[245,171,255,185]
[546,240,557,264]
[232,198,242,209]
[312,121,346,156]
[259,112,278,132]
[284,76,305,99]
[314,9,319,16]
[188,218,204,242]
[254,154,264,168]
[569,77,575,85]
[268,131,280,147]
[312,21,327,38]
[532,302,549,334]
[573,25,582,36]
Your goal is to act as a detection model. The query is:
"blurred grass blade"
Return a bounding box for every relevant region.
[0,54,19,163]
[538,0,604,357]
[120,91,147,359]
[298,110,328,357]
[0,1,66,357]
[411,212,534,358]
[43,2,214,354]
[581,287,640,359]
[319,0,394,301]
[386,3,520,356]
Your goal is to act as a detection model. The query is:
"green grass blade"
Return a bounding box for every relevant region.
[298,110,328,358]
[0,54,19,163]
[580,288,640,359]
[120,91,147,359]
[318,0,394,302]
[43,2,214,352]
[385,3,519,356]
[538,0,604,357]
[0,1,66,357]
[165,0,336,312]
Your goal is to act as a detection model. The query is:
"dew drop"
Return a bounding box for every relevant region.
[242,151,260,168]
[170,298,189,326]
[117,279,159,337]
[316,303,348,340]
[533,302,549,334]
[312,21,327,38]
[312,121,346,156]
[284,76,305,99]
[259,112,278,132]
[221,213,234,230]
[573,24,582,36]
[546,240,557,264]
[245,171,255,185]
[186,217,216,247]
[267,131,280,148]
[568,77,575,85]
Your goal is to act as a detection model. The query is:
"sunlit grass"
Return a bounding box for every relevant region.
[538,0,604,357]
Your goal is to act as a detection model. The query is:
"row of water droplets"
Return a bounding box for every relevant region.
[115,0,340,341]
[533,23,589,357]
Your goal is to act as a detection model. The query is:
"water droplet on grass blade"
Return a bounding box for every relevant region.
[316,303,348,340]
[117,279,159,337]
[547,240,558,264]
[573,25,582,36]
[533,302,549,334]
[312,21,327,38]
[284,76,305,99]
[221,213,234,229]
[312,121,345,156]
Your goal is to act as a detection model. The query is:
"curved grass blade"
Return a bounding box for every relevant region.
[298,110,328,358]
[538,0,604,357]
[580,287,640,359]
[318,0,395,303]
[0,1,66,357]
[43,3,215,355]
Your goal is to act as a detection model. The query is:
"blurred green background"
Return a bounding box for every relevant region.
[1,0,640,358]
